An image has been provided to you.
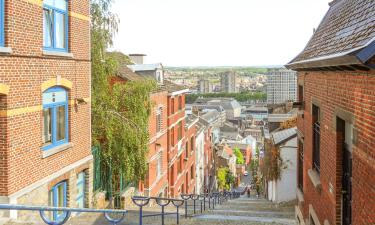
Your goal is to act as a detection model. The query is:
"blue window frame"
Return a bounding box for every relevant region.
[42,86,69,150]
[49,181,67,221]
[43,0,68,51]
[76,172,86,208]
[0,0,4,46]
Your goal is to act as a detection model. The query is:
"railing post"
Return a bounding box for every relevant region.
[176,205,180,225]
[139,206,143,225]
[161,205,165,225]
[185,200,188,218]
[203,195,206,211]
[200,200,203,213]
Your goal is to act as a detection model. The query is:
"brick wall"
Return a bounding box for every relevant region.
[297,67,375,225]
[146,91,169,197]
[0,0,91,196]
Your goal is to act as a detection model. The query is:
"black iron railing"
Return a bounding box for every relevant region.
[0,190,242,225]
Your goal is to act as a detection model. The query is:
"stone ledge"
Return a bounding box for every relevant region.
[297,187,304,203]
[43,50,74,58]
[308,169,322,192]
[0,47,12,54]
[42,142,73,158]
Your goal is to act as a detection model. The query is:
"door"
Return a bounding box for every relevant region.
[76,172,86,208]
[337,117,352,225]
[50,181,67,221]
[342,143,352,225]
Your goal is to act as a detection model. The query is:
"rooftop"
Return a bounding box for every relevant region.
[287,0,375,70]
[128,63,163,72]
[271,127,297,145]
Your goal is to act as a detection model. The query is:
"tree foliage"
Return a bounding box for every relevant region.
[185,91,266,104]
[217,167,235,190]
[233,148,244,165]
[91,0,155,197]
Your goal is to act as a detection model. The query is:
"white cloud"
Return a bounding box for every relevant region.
[111,0,330,67]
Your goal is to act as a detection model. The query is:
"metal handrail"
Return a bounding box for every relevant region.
[0,190,243,225]
[0,204,127,225]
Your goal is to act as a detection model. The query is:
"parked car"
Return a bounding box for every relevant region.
[244,171,249,176]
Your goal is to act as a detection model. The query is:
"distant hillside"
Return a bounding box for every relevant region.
[165,66,270,74]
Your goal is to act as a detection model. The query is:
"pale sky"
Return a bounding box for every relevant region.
[111,0,330,67]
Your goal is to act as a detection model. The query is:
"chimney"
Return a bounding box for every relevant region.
[129,54,146,65]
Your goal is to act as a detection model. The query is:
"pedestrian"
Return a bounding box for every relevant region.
[247,186,251,198]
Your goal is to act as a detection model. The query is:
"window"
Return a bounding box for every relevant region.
[178,96,182,110]
[298,140,304,192]
[43,87,69,150]
[190,165,194,180]
[156,107,162,133]
[312,104,320,173]
[76,172,86,208]
[177,156,182,174]
[171,98,175,114]
[157,154,162,178]
[170,127,175,146]
[190,136,194,152]
[298,85,304,102]
[49,181,67,221]
[43,0,68,51]
[185,141,189,158]
[177,121,182,140]
[0,0,4,46]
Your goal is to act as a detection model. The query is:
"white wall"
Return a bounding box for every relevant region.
[268,137,297,203]
[195,130,205,194]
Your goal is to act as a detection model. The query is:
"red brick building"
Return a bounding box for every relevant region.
[0,0,92,221]
[115,66,169,198]
[286,1,375,224]
[121,62,196,198]
[165,81,193,197]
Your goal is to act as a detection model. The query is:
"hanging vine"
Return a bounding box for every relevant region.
[91,0,156,198]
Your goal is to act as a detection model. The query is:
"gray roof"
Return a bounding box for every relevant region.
[128,63,163,72]
[271,127,297,145]
[207,99,242,110]
[287,0,375,69]
[117,65,143,81]
[201,110,220,124]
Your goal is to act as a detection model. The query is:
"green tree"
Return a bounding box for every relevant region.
[91,0,155,200]
[233,148,244,165]
[217,167,227,190]
[217,167,235,190]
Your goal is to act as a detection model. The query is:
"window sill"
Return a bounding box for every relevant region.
[0,47,12,54]
[308,169,321,192]
[43,50,74,58]
[296,187,304,203]
[42,142,73,158]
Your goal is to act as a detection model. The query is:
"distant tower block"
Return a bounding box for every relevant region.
[129,54,147,65]
[221,71,237,93]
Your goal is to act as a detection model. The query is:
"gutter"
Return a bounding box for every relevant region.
[286,38,375,70]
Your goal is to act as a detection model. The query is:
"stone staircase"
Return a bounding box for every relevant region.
[180,194,296,225]
[2,194,296,225]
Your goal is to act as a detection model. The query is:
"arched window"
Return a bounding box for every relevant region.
[49,181,67,220]
[0,0,4,46]
[43,86,68,150]
[43,0,68,51]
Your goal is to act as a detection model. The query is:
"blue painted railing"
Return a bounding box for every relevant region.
[0,190,242,225]
[0,204,127,225]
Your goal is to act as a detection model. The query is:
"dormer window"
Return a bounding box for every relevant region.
[156,71,163,84]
